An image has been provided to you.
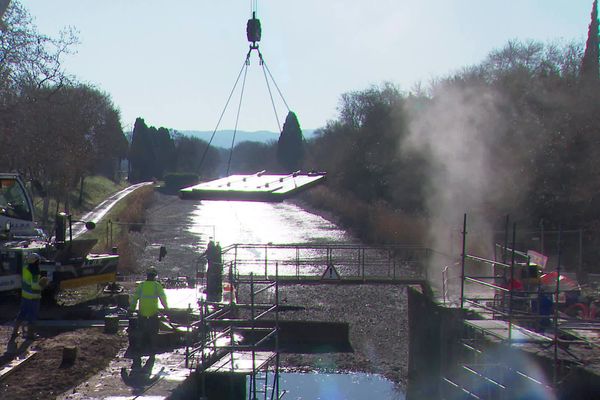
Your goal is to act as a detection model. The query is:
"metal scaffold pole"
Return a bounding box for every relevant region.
[508,223,516,345]
[553,226,562,389]
[460,213,467,309]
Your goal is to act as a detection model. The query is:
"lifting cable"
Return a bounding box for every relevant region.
[197,60,248,173]
[197,3,291,175]
[226,60,250,176]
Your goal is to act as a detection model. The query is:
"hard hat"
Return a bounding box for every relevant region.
[25,253,41,264]
[147,266,158,277]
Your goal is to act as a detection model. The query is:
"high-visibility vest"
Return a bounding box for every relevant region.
[21,265,42,300]
[130,280,168,317]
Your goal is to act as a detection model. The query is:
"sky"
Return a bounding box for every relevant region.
[17,0,595,133]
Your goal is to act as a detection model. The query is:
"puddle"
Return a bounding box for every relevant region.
[255,372,405,399]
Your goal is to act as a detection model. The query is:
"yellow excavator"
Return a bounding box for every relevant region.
[0,173,119,298]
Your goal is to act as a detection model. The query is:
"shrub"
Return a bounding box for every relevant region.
[302,186,428,246]
[118,186,154,232]
[114,234,137,274]
[163,173,199,194]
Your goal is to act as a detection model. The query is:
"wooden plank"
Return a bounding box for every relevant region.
[0,351,37,381]
[206,351,275,374]
[32,320,129,328]
[465,320,551,343]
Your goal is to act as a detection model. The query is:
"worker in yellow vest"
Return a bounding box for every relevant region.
[129,266,168,351]
[10,253,48,341]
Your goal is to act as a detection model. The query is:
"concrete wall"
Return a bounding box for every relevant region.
[406,286,464,399]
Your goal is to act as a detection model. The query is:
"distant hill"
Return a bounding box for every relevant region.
[180,129,316,149]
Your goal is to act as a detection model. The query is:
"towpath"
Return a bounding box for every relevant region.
[71,181,154,238]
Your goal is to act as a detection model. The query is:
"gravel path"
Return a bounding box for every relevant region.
[277,284,409,386]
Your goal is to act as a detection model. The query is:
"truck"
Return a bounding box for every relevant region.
[0,173,119,298]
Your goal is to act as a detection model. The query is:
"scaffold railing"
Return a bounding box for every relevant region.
[187,264,284,400]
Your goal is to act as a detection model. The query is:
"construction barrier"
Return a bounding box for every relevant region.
[222,282,236,303]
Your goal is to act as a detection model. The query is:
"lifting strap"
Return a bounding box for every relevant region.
[198,6,291,175]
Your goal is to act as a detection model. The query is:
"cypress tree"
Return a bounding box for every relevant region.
[153,127,176,179]
[581,0,599,84]
[129,118,155,182]
[277,111,305,172]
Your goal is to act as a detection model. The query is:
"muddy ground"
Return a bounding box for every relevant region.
[0,293,129,400]
[0,192,414,398]
[0,324,126,400]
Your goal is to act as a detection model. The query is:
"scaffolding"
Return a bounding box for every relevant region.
[186,264,284,400]
[442,214,600,400]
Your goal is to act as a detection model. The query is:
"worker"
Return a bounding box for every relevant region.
[202,238,217,263]
[205,239,223,302]
[129,266,168,351]
[10,253,47,341]
[538,290,553,332]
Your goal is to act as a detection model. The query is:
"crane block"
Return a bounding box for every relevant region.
[247,14,262,44]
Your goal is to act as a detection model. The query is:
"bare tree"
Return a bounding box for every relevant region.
[0,1,78,171]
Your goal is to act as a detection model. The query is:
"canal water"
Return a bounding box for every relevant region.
[187,200,354,246]
[186,200,362,276]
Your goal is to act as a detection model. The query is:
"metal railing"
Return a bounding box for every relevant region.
[221,243,430,281]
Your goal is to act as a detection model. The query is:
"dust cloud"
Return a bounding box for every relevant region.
[404,84,513,293]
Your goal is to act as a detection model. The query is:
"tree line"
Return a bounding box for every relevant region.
[127,111,305,185]
[301,2,600,270]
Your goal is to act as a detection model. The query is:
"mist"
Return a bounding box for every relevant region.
[403,83,516,290]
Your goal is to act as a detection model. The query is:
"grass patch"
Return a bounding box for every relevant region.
[32,176,126,229]
[76,176,126,212]
[117,186,154,229]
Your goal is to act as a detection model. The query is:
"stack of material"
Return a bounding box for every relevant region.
[179,171,326,202]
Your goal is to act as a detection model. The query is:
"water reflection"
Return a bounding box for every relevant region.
[187,201,357,276]
[188,201,353,246]
[257,372,405,400]
[163,288,200,310]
